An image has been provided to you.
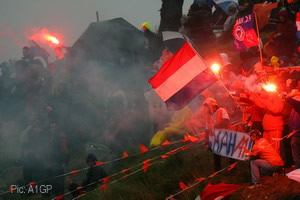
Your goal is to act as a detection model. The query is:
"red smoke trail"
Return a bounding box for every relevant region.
[27,28,61,47]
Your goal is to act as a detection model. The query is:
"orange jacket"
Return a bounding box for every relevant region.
[252,138,284,166]
[250,94,284,131]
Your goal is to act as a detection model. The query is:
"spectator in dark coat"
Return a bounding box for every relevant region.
[142,24,164,62]
[82,153,107,187]
[265,1,284,32]
[267,11,297,58]
[286,90,300,169]
[236,0,253,19]
[184,2,214,47]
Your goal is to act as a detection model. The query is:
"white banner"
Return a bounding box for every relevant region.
[209,129,253,160]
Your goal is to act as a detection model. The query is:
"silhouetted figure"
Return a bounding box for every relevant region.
[159,0,184,34]
[82,153,107,188]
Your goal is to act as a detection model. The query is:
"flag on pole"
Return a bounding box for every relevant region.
[254,3,277,30]
[232,13,259,51]
[196,182,245,200]
[148,42,217,110]
[296,12,300,40]
[213,0,238,14]
[286,169,300,183]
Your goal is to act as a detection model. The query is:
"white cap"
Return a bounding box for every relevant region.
[219,53,231,66]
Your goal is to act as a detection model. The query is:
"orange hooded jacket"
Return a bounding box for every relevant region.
[250,93,284,131]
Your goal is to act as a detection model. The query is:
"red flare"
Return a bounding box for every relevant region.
[161,155,169,159]
[55,47,64,59]
[100,184,107,192]
[209,171,219,178]
[55,195,64,200]
[140,144,149,154]
[161,140,171,146]
[71,170,80,176]
[211,63,221,74]
[227,162,238,171]
[179,182,188,190]
[262,83,277,92]
[103,176,110,184]
[29,182,37,188]
[45,35,60,45]
[122,151,129,158]
[195,177,206,182]
[95,161,105,166]
[181,145,192,151]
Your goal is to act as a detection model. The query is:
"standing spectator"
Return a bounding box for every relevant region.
[250,90,284,155]
[82,153,107,187]
[236,0,253,19]
[267,11,297,58]
[218,3,239,42]
[184,2,214,50]
[142,22,164,62]
[286,89,300,168]
[203,98,235,171]
[47,120,69,197]
[281,99,294,167]
[265,0,285,32]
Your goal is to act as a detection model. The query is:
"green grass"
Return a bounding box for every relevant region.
[4,140,297,200]
[78,142,300,200]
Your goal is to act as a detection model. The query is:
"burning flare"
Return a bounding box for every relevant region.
[262,83,277,92]
[45,35,60,45]
[211,63,220,74]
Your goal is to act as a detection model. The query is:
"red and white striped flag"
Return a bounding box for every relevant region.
[148,42,217,110]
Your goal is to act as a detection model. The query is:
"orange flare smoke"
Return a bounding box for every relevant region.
[262,83,277,92]
[45,35,60,44]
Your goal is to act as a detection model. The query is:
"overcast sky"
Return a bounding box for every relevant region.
[0,0,192,61]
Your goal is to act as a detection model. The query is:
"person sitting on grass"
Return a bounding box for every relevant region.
[244,130,284,188]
